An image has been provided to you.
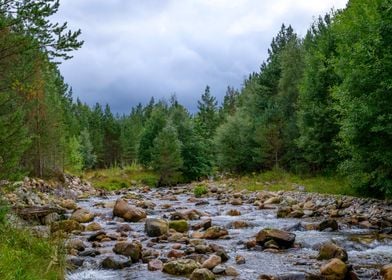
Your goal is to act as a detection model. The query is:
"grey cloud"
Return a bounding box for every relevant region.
[55,0,347,113]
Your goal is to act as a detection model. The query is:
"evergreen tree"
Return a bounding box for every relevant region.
[151,123,183,186]
[79,128,96,170]
[333,0,392,196]
[296,14,340,173]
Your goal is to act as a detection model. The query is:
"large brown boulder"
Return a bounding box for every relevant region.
[51,220,83,233]
[381,264,392,280]
[203,226,229,239]
[113,241,142,262]
[145,218,169,237]
[190,268,216,280]
[70,208,95,223]
[101,255,132,269]
[113,198,146,222]
[163,259,201,276]
[317,242,348,262]
[256,228,296,249]
[320,258,348,280]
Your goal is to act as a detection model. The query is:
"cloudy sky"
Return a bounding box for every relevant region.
[55,0,347,113]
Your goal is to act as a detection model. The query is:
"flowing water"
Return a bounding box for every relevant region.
[67,186,392,280]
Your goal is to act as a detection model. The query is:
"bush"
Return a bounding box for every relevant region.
[194,184,208,198]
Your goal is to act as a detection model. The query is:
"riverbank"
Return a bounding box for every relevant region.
[1,174,391,279]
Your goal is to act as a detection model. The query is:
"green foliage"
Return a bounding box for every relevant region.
[297,13,340,173]
[194,184,208,198]
[152,123,183,186]
[332,0,392,196]
[65,136,83,172]
[78,128,97,170]
[84,165,158,190]
[138,104,168,166]
[0,209,65,280]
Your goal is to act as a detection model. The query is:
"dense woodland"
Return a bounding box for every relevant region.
[0,0,391,196]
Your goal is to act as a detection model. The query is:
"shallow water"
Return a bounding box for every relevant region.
[67,187,392,280]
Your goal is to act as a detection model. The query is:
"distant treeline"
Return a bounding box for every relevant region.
[0,0,391,196]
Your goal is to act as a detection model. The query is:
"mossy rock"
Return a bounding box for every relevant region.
[51,220,83,233]
[169,220,189,233]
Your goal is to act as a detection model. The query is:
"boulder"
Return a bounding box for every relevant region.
[113,198,146,222]
[235,255,246,264]
[148,259,163,271]
[145,218,169,237]
[319,219,339,232]
[86,222,102,231]
[381,264,392,280]
[225,266,239,276]
[318,242,348,262]
[277,206,292,218]
[226,209,241,216]
[60,199,77,210]
[113,241,142,262]
[190,268,216,280]
[192,219,212,230]
[320,258,348,280]
[101,255,132,269]
[43,212,60,225]
[70,208,95,223]
[256,228,296,249]
[51,220,83,233]
[66,238,85,252]
[202,255,221,269]
[203,226,228,239]
[169,220,189,233]
[163,259,201,276]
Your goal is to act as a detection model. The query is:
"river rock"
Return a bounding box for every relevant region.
[71,208,95,223]
[212,264,226,274]
[145,218,169,237]
[226,209,241,216]
[43,212,60,225]
[225,266,239,276]
[101,255,132,269]
[264,196,280,204]
[113,198,146,222]
[169,220,189,232]
[202,254,221,269]
[163,259,201,276]
[86,222,102,231]
[209,244,229,262]
[320,258,348,280]
[203,226,228,239]
[277,206,291,218]
[256,228,296,249]
[66,238,86,252]
[148,259,163,271]
[51,220,83,233]
[113,241,142,262]
[319,219,339,231]
[318,242,348,262]
[60,199,77,210]
[235,255,246,264]
[381,264,392,280]
[190,268,216,280]
[192,219,212,230]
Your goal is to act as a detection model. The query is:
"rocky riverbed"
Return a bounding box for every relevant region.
[2,177,392,279]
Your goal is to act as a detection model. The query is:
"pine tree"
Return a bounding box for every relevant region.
[152,123,183,186]
[79,128,96,170]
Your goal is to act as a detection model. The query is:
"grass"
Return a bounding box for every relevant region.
[194,184,208,197]
[222,168,355,196]
[0,204,65,280]
[82,164,159,191]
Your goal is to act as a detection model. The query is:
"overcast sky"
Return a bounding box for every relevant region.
[55,0,348,113]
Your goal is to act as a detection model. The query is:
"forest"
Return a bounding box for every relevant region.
[0,0,391,197]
